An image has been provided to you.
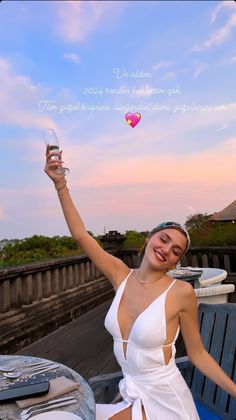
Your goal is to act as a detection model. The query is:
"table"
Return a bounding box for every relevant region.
[194,267,227,287]
[167,267,234,303]
[168,267,228,287]
[167,267,203,287]
[0,355,95,420]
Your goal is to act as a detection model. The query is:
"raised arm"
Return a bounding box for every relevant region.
[44,147,129,287]
[179,282,236,398]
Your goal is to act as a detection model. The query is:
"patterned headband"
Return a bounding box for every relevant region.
[148,221,191,252]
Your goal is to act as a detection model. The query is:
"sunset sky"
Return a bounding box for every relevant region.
[0,0,236,239]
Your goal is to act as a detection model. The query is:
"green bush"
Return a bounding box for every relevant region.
[188,222,236,247]
[0,235,82,268]
[123,231,146,249]
[2,223,235,269]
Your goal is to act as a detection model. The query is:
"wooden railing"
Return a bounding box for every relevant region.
[0,256,113,353]
[180,246,236,273]
[1,246,236,315]
[0,256,105,313]
[0,247,235,353]
[116,246,236,274]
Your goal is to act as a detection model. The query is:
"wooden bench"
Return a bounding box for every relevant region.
[88,303,236,419]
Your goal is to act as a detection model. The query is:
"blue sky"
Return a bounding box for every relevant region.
[0,1,236,239]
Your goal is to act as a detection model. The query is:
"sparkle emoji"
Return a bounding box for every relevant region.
[125,112,141,128]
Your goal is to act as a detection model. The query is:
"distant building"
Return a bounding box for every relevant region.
[210,200,236,223]
[100,230,126,251]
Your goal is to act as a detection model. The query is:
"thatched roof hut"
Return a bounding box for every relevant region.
[210,200,236,222]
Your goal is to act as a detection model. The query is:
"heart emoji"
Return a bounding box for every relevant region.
[125,112,141,128]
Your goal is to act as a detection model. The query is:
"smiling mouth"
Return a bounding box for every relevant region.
[154,250,167,262]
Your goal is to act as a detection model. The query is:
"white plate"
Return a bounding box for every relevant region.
[32,412,82,420]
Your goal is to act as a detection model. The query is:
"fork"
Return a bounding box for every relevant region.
[0,362,56,378]
[20,395,76,416]
[27,364,59,378]
[0,365,16,372]
[0,364,60,388]
[0,361,53,373]
[2,363,59,379]
[20,399,77,420]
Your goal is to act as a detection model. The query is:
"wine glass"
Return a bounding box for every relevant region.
[43,128,70,175]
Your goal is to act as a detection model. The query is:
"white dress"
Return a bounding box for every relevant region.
[96,269,200,420]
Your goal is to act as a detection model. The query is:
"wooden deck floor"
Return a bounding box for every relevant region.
[16,300,120,380]
[16,299,186,381]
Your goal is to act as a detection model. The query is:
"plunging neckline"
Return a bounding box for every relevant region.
[116,269,176,360]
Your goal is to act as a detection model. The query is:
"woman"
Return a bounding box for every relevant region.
[44,148,236,420]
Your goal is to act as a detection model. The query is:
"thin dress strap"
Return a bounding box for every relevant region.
[115,268,134,294]
[165,279,177,294]
[162,325,180,347]
[162,279,178,347]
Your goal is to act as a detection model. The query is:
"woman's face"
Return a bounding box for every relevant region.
[144,228,187,270]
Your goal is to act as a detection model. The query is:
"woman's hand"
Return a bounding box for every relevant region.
[44,145,66,185]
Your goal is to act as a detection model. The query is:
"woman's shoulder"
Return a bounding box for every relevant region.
[170,278,196,298]
[113,266,133,291]
[171,278,197,311]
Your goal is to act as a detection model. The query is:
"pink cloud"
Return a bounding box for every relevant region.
[0,58,56,129]
[191,2,236,51]
[1,91,236,236]
[63,53,80,64]
[162,72,176,80]
[2,135,236,236]
[192,62,207,79]
[210,1,235,24]
[0,207,7,220]
[205,13,236,49]
[56,1,126,43]
[153,61,176,71]
[72,139,236,190]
